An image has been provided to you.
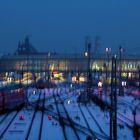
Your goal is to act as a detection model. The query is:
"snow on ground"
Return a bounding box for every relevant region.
[1,109,34,140]
[0,112,17,133]
[42,112,65,140]
[0,86,139,140]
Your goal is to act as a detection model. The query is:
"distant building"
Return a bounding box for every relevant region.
[0,37,140,84]
[15,36,38,55]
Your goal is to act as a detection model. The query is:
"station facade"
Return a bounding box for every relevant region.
[0,37,140,85]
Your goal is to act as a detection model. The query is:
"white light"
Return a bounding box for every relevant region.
[122,81,126,86]
[85,52,88,57]
[98,81,102,87]
[68,100,70,104]
[105,48,109,52]
[105,47,111,52]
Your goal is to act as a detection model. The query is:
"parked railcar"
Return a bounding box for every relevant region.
[0,84,25,113]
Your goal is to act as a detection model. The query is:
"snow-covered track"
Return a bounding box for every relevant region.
[25,90,42,140]
[0,111,19,139]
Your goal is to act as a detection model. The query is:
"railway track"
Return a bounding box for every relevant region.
[118,98,140,110]
[57,92,81,140]
[85,105,109,138]
[53,91,67,140]
[44,104,109,140]
[2,86,136,139]
[26,88,72,139]
[57,88,109,140]
[117,98,140,126]
[117,112,133,126]
[38,90,45,140]
[0,110,20,139]
[0,113,9,124]
[25,89,42,140]
[78,104,99,139]
[36,86,109,140]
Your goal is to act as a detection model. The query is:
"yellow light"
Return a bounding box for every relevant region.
[54,73,59,78]
[122,72,127,77]
[79,76,85,82]
[128,72,131,78]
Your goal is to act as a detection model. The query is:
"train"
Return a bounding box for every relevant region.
[0,84,25,113]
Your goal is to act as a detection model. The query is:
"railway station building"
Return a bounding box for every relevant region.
[0,37,140,86]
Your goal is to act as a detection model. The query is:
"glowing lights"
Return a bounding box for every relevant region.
[98,81,103,87]
[85,52,88,57]
[122,72,127,77]
[105,47,111,52]
[49,64,54,71]
[98,81,103,95]
[7,77,12,83]
[72,76,77,82]
[122,81,126,86]
[51,71,64,82]
[128,72,132,78]
[79,76,85,82]
[53,73,59,78]
[72,75,86,83]
[68,100,71,104]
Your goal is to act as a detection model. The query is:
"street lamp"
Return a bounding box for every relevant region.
[82,36,92,103]
[105,48,111,96]
[119,46,124,96]
[85,51,88,57]
[110,55,117,140]
[105,48,111,68]
[86,43,92,93]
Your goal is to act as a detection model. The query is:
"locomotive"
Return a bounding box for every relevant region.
[0,84,25,113]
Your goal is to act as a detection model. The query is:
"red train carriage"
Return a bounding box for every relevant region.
[0,84,25,112]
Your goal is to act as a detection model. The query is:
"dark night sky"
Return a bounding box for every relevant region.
[0,0,140,54]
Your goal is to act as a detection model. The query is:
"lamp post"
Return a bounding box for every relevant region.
[85,42,92,101]
[110,55,117,140]
[119,46,123,96]
[105,48,111,97]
